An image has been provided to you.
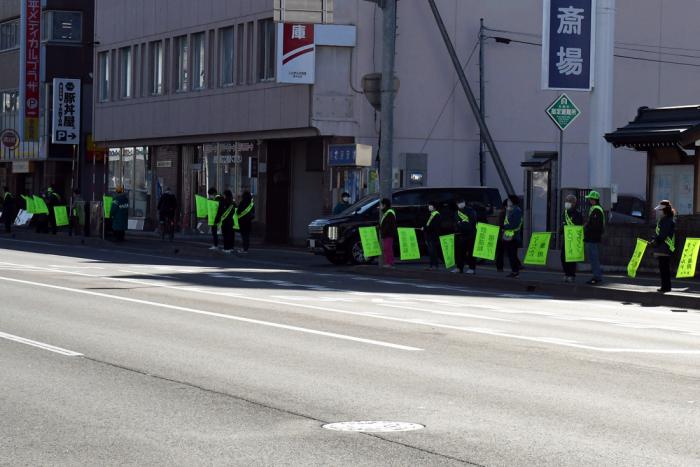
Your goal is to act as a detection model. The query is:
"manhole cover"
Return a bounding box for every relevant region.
[322,421,425,433]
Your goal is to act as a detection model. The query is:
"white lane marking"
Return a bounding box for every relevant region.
[0,276,421,352]
[377,302,513,322]
[48,265,104,269]
[0,331,83,357]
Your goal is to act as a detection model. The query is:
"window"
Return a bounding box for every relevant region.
[149,41,163,95]
[220,26,235,86]
[192,32,206,90]
[0,20,19,51]
[107,147,151,217]
[175,35,189,91]
[98,52,110,102]
[119,47,132,98]
[42,11,82,42]
[246,22,254,83]
[1,90,18,114]
[258,19,275,81]
[236,26,245,84]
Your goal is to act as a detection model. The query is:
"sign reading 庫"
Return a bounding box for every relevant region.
[20,0,41,141]
[52,79,81,145]
[276,23,315,84]
[542,0,595,91]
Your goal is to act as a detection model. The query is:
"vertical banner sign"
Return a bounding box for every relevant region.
[524,232,553,266]
[542,0,595,91]
[397,228,421,261]
[473,223,500,261]
[207,200,219,226]
[564,225,585,262]
[53,206,70,227]
[194,195,208,218]
[20,0,41,141]
[626,239,648,278]
[103,195,113,219]
[52,79,81,145]
[439,234,456,269]
[276,23,316,84]
[358,226,382,258]
[676,238,700,279]
[32,195,48,214]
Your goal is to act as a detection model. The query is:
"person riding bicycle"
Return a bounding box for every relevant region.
[157,187,178,240]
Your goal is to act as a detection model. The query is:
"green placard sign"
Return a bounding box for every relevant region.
[473,223,500,261]
[524,232,552,266]
[103,195,113,219]
[564,225,585,262]
[546,93,581,131]
[33,196,49,214]
[207,200,219,226]
[359,226,381,258]
[398,227,420,261]
[676,238,700,279]
[195,195,208,218]
[626,238,648,278]
[439,234,455,269]
[21,195,35,214]
[54,205,70,227]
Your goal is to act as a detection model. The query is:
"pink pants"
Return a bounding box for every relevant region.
[382,237,395,266]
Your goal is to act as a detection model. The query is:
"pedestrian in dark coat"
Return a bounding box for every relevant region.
[452,197,477,274]
[208,187,223,250]
[651,200,676,293]
[236,189,254,253]
[423,200,441,270]
[111,186,129,242]
[216,190,236,253]
[45,185,62,235]
[379,198,397,268]
[503,195,523,277]
[561,194,584,282]
[584,191,606,285]
[1,186,17,233]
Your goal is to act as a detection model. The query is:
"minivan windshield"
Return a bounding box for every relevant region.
[335,194,379,216]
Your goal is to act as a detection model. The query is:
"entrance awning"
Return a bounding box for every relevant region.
[605,105,700,151]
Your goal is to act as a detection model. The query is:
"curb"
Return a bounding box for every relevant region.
[351,265,700,311]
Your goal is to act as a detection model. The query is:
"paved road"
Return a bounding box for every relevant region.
[1,238,699,466]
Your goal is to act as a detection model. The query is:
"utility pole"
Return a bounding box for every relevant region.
[478,18,486,187]
[588,0,616,194]
[379,0,397,207]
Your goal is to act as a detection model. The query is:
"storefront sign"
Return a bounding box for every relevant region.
[20,0,42,141]
[52,78,81,145]
[12,160,31,173]
[156,160,172,168]
[329,144,374,167]
[1,129,20,150]
[277,23,315,84]
[542,0,595,91]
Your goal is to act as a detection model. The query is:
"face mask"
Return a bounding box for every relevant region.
[342,197,350,203]
[428,205,435,212]
[564,202,572,210]
[457,202,466,209]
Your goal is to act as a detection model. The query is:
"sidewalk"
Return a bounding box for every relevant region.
[2,228,698,310]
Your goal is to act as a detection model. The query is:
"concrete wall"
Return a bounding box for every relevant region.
[289,139,324,244]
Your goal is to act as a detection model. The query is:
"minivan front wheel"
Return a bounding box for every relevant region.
[349,237,372,265]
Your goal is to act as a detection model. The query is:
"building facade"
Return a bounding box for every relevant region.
[93,0,700,244]
[0,0,95,201]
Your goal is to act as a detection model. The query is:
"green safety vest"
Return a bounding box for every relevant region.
[380,209,396,226]
[655,221,676,253]
[503,214,523,239]
[218,204,235,228]
[237,201,254,218]
[564,210,574,226]
[426,210,440,226]
[589,204,606,225]
[3,192,12,201]
[456,211,470,223]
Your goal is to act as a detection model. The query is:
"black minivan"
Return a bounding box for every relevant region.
[307,187,502,264]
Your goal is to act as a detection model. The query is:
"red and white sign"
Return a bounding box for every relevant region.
[20,0,41,141]
[1,129,20,150]
[277,23,315,84]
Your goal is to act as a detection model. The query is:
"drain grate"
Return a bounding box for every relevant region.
[322,421,425,433]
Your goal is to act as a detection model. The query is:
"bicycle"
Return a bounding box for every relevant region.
[160,214,176,242]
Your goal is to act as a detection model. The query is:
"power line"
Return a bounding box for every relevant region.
[419,40,480,154]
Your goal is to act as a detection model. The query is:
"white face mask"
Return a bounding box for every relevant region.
[564,202,572,210]
[457,202,466,209]
[428,205,435,212]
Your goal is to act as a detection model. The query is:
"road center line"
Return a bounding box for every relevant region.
[0,275,422,352]
[0,330,83,357]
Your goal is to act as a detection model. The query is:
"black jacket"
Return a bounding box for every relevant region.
[561,207,583,231]
[424,210,441,239]
[215,198,234,228]
[584,205,605,243]
[1,192,16,223]
[157,193,178,216]
[237,192,255,228]
[652,215,675,256]
[380,210,397,239]
[455,206,477,237]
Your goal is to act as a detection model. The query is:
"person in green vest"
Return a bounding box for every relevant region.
[452,197,477,274]
[216,190,236,254]
[208,187,223,251]
[560,194,583,283]
[235,189,255,254]
[111,186,130,242]
[70,188,86,237]
[422,200,441,270]
[583,190,606,285]
[1,186,17,234]
[503,195,524,278]
[379,198,397,268]
[333,192,351,215]
[45,185,63,235]
[650,200,676,293]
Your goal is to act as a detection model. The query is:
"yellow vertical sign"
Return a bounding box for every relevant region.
[626,238,648,278]
[676,238,700,279]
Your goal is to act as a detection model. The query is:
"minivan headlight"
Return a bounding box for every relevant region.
[327,226,339,241]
